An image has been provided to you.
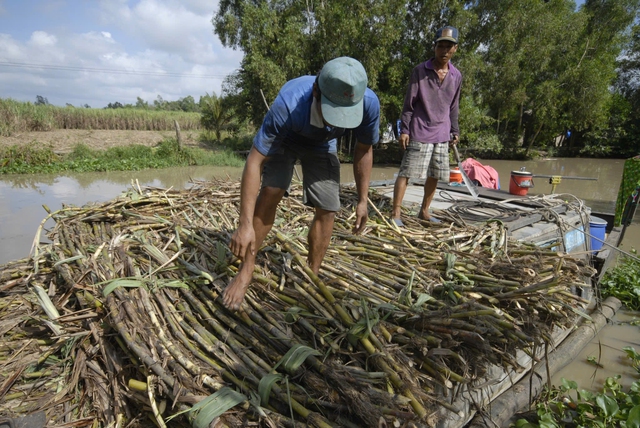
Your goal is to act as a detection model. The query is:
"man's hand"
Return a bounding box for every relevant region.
[230,223,256,260]
[352,200,369,234]
[450,134,460,145]
[398,133,410,150]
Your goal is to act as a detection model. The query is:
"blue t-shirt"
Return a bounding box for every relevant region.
[254,76,380,156]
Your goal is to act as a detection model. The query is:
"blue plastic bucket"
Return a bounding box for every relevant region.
[589,216,607,252]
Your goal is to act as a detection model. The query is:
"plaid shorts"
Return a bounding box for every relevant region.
[397,141,450,181]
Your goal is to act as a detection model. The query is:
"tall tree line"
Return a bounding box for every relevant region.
[213,0,640,158]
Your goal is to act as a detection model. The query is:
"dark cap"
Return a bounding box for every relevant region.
[435,26,458,44]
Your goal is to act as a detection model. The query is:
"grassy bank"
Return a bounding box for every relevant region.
[0,98,201,136]
[0,139,245,174]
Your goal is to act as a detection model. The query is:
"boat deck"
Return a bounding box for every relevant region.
[371,180,593,250]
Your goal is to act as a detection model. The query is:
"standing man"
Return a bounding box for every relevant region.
[391,26,462,226]
[222,57,380,311]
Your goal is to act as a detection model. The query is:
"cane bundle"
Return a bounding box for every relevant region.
[0,179,595,427]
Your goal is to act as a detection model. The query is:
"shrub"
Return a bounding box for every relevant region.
[600,250,640,310]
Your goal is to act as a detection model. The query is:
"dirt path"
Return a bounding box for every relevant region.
[0,129,203,153]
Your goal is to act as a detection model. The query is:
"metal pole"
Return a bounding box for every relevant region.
[532,174,598,181]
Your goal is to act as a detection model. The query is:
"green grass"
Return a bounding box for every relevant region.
[0,139,245,174]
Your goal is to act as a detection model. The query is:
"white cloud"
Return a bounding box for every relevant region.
[0,0,243,107]
[29,31,57,47]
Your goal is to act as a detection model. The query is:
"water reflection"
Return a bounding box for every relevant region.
[0,166,245,264]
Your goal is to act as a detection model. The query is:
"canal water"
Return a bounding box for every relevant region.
[0,157,638,393]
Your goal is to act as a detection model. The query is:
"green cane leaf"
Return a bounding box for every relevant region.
[258,373,284,407]
[189,387,246,428]
[273,344,321,373]
[102,279,147,297]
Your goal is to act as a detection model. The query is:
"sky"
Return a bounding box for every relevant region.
[0,0,244,108]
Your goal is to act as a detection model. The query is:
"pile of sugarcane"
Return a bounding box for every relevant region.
[0,179,596,427]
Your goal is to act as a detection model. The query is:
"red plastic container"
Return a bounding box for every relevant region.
[449,168,463,183]
[509,170,534,196]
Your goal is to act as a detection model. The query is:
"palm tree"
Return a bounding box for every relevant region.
[200,92,233,143]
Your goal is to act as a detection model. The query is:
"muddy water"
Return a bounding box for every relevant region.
[0,166,244,264]
[551,309,640,392]
[0,157,638,392]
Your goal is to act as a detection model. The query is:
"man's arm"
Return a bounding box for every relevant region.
[449,74,462,137]
[352,141,373,233]
[230,146,267,259]
[400,66,420,149]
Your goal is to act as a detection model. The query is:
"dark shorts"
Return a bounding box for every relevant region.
[262,146,341,212]
[398,141,450,181]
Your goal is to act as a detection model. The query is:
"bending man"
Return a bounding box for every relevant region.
[222,57,380,310]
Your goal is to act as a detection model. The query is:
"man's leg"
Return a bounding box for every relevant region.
[418,177,438,220]
[418,142,448,221]
[298,150,340,273]
[307,208,336,273]
[392,176,409,220]
[222,186,285,310]
[392,141,428,223]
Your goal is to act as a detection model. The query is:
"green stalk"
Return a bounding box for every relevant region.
[194,285,283,363]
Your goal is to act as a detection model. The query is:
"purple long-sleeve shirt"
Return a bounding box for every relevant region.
[400,59,462,144]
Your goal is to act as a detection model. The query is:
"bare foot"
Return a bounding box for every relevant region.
[417,213,442,223]
[221,269,252,311]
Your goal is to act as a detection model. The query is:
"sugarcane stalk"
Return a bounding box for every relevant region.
[287,273,341,322]
[496,276,560,299]
[140,288,227,389]
[419,355,466,384]
[106,294,180,392]
[176,299,268,380]
[323,263,404,297]
[236,292,398,421]
[272,248,428,420]
[154,293,253,395]
[194,285,283,363]
[466,274,522,287]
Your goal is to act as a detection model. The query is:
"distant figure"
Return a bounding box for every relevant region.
[222,57,381,311]
[391,26,462,226]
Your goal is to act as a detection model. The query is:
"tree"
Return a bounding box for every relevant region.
[135,97,149,109]
[212,0,640,158]
[200,92,233,142]
[153,95,166,110]
[177,96,198,112]
[106,101,124,109]
[214,0,408,127]
[608,16,640,156]
[560,0,640,156]
[35,95,49,106]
